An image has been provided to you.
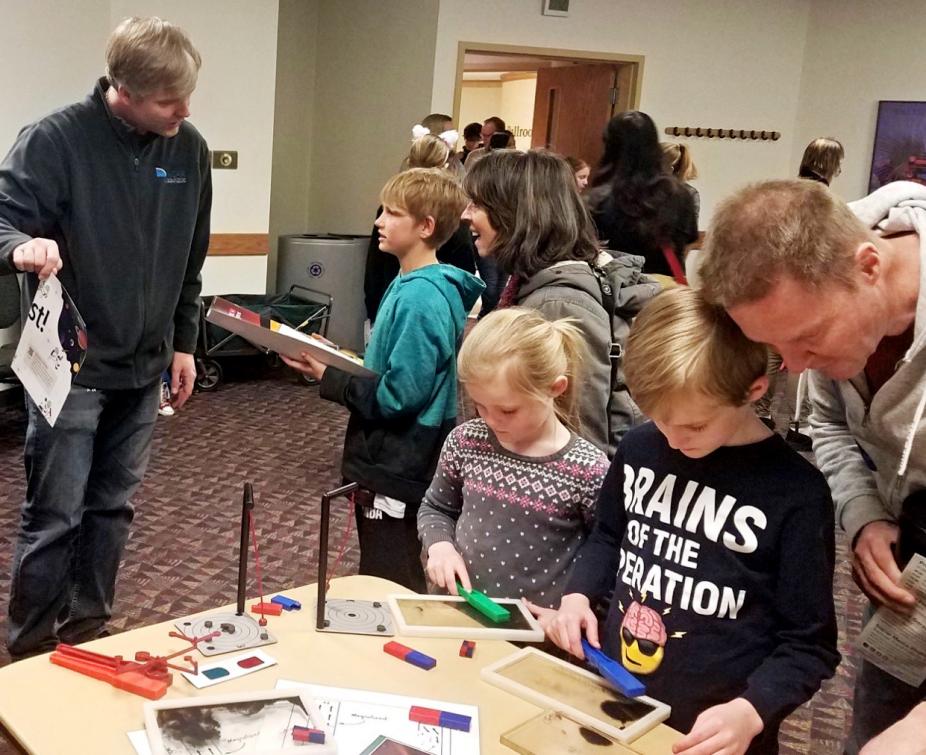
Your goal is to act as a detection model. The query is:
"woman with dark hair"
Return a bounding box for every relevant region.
[462,150,660,456]
[587,111,698,278]
[488,129,516,150]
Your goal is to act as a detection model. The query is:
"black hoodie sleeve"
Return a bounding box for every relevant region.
[363,206,399,324]
[0,123,69,274]
[172,141,212,354]
[564,451,628,600]
[436,223,477,274]
[671,182,699,249]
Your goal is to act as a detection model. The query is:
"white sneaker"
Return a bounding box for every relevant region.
[158,382,175,417]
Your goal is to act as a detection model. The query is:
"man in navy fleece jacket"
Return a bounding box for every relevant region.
[0,17,211,657]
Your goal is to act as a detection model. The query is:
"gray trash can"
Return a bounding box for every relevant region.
[277,234,368,353]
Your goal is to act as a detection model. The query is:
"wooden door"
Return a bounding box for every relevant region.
[531,63,633,168]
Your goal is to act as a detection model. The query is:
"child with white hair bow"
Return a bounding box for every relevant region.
[412,123,459,151]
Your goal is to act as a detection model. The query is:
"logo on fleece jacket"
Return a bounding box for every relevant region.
[154,166,187,184]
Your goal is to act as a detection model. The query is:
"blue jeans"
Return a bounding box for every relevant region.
[7,382,159,656]
[846,603,926,752]
[474,254,508,318]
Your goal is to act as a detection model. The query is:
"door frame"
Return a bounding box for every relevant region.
[452,41,645,129]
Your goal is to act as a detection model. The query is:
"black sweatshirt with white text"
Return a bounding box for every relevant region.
[566,422,839,750]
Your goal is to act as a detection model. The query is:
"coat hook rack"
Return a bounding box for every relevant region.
[664,126,780,141]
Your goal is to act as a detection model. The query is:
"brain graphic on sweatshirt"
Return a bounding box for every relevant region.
[622,601,667,646]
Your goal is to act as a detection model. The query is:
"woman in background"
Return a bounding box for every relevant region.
[662,142,700,227]
[566,156,591,193]
[798,137,844,186]
[587,111,698,278]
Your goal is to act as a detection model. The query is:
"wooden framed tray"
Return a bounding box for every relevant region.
[386,593,544,642]
[482,648,670,743]
[502,709,638,754]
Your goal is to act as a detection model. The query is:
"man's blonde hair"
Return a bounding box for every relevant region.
[458,307,588,433]
[380,168,466,249]
[625,287,768,413]
[106,17,201,98]
[700,179,869,307]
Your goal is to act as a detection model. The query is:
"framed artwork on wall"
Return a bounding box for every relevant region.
[869,100,926,192]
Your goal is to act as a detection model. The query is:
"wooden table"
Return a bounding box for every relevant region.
[0,576,679,753]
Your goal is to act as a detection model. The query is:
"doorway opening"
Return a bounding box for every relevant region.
[452,42,644,169]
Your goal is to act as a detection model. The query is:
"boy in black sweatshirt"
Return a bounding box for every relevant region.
[532,287,839,754]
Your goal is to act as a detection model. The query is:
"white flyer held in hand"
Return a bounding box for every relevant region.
[12,276,88,427]
[858,553,926,686]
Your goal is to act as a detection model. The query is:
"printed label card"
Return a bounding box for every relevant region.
[858,553,926,686]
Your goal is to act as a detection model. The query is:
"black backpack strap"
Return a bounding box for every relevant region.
[590,265,621,441]
[590,264,621,359]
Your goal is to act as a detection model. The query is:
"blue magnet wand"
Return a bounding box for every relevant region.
[582,639,646,698]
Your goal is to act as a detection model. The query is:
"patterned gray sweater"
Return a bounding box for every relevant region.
[418,419,609,607]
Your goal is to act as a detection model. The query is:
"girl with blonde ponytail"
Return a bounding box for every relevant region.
[662,141,700,226]
[418,307,609,607]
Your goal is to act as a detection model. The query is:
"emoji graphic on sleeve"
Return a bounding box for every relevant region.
[620,601,667,675]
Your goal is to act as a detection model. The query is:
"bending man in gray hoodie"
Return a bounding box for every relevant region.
[699,179,925,753]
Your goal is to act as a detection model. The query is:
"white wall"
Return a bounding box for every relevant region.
[0,1,109,152]
[0,1,277,300]
[111,1,278,294]
[0,0,105,374]
[792,0,926,203]
[267,0,320,292]
[307,0,440,234]
[110,0,279,237]
[500,76,536,151]
[433,0,812,226]
[0,2,107,387]
[459,76,536,151]
[200,256,268,297]
[459,83,503,139]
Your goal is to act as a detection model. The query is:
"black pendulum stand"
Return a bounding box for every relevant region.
[316,482,360,630]
[236,482,255,616]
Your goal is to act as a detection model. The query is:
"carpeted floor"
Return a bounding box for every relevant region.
[0,361,865,753]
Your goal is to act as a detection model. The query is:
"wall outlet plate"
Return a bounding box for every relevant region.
[211,150,238,169]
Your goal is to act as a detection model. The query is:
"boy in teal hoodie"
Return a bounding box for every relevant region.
[284,168,484,590]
